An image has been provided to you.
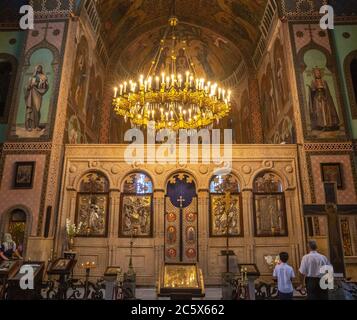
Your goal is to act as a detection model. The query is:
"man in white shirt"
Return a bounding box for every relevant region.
[273,252,295,300]
[299,240,331,300]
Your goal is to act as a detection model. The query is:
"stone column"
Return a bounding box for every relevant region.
[198,189,209,278]
[248,78,264,144]
[154,190,165,280]
[108,190,120,265]
[242,189,254,263]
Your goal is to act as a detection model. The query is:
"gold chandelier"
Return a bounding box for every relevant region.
[112,15,232,131]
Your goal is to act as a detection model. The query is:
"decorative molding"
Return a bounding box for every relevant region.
[279,0,328,21]
[2,142,52,152]
[31,0,76,19]
[303,143,353,152]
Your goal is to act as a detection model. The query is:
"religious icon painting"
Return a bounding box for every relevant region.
[321,163,343,189]
[167,226,177,244]
[253,194,288,237]
[166,248,177,259]
[119,195,153,238]
[186,248,196,259]
[76,194,108,237]
[14,162,35,189]
[186,212,196,223]
[51,258,71,272]
[340,218,353,257]
[0,260,16,272]
[186,226,196,244]
[167,212,177,222]
[120,172,153,238]
[209,194,243,237]
[253,172,288,237]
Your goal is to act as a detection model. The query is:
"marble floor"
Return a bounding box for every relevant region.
[136,287,223,300]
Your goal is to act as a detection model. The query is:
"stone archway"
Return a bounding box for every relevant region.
[0,206,32,257]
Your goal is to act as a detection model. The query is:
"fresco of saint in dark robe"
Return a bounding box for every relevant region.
[308,68,340,131]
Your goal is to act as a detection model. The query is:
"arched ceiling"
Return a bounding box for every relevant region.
[95,0,268,79]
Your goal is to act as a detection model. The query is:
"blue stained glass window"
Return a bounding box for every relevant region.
[210,174,240,193]
[123,173,153,194]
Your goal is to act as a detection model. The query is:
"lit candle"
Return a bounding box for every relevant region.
[144,80,148,92]
[186,71,190,84]
[178,74,182,88]
[190,76,193,88]
[114,87,118,98]
[162,73,165,85]
[171,74,175,87]
[119,84,123,96]
[166,76,170,88]
[139,75,144,88]
[148,77,152,91]
[170,110,174,120]
[124,82,127,93]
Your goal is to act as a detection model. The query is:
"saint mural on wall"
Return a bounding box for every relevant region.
[12,47,55,139]
[24,65,49,132]
[274,39,289,108]
[260,64,278,134]
[70,36,88,114]
[308,67,340,131]
[67,115,82,144]
[299,47,345,139]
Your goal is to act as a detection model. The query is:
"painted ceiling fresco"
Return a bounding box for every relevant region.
[95,0,268,77]
[117,23,243,80]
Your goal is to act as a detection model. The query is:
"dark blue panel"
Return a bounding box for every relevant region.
[167,173,196,209]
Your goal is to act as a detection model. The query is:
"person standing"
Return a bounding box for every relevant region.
[299,240,331,300]
[273,252,295,300]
